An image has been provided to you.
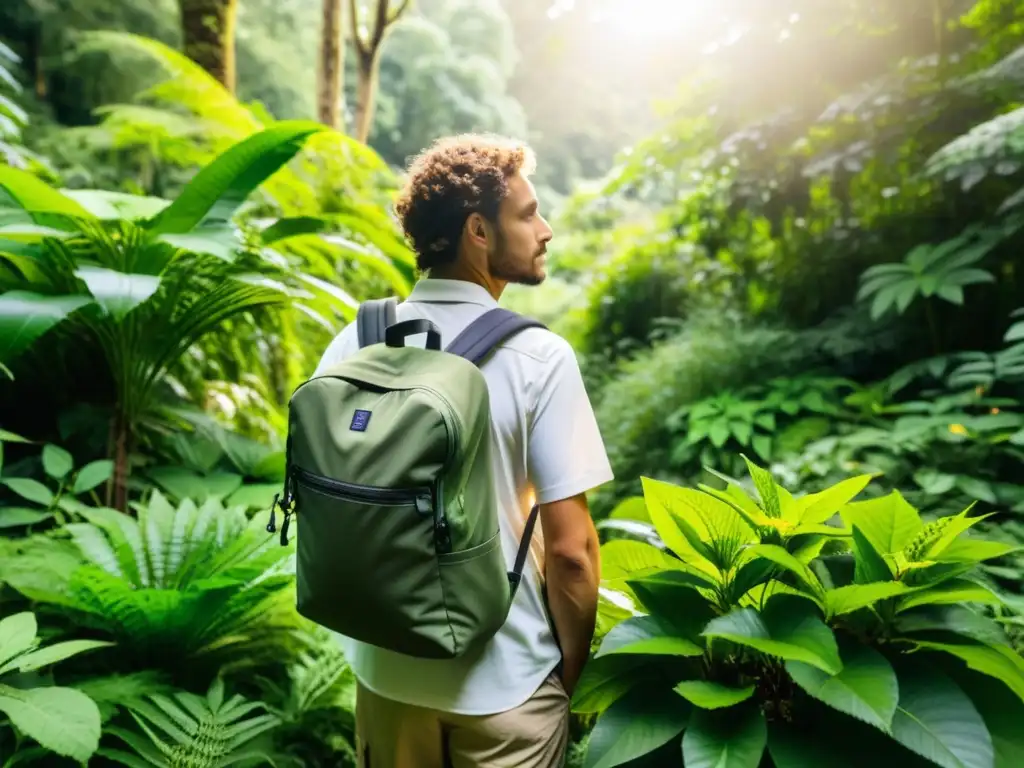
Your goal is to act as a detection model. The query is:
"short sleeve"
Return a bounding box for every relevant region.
[526,336,615,505]
[312,323,359,377]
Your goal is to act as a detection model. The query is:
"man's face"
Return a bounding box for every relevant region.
[487,171,554,286]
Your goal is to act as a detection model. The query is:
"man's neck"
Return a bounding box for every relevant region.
[427,264,506,301]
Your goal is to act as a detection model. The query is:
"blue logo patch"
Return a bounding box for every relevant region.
[350,409,372,432]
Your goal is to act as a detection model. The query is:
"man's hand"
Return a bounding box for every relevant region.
[538,492,600,697]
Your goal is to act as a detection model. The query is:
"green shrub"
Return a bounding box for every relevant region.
[575,456,1024,767]
[589,315,814,515]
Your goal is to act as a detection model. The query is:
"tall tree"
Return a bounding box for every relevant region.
[179,0,239,92]
[348,0,411,143]
[318,0,346,128]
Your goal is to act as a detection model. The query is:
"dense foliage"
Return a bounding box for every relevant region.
[1,0,1024,765]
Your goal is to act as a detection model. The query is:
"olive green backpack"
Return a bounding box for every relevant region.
[267,297,545,659]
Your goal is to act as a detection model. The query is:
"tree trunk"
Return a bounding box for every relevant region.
[347,0,410,144]
[179,0,239,92]
[105,408,132,513]
[354,49,380,143]
[318,0,346,129]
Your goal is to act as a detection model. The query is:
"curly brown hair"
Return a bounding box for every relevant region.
[393,133,537,272]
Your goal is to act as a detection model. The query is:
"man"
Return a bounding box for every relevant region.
[313,133,614,768]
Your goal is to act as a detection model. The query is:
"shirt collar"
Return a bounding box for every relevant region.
[405,278,500,309]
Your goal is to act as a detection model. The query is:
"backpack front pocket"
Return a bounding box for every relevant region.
[292,467,460,659]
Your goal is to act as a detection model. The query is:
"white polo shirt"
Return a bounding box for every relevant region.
[312,278,615,715]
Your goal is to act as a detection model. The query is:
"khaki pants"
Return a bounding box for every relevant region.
[354,672,570,768]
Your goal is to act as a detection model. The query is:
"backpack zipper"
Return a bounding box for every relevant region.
[293,466,434,513]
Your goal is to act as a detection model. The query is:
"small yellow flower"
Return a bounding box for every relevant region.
[949,423,968,435]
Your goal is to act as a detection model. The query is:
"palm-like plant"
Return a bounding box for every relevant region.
[0,121,407,510]
[99,676,286,767]
[1,490,298,681]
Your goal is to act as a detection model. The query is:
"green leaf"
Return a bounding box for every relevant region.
[797,473,874,524]
[583,686,690,768]
[0,683,102,762]
[0,639,114,675]
[787,640,898,732]
[825,582,909,617]
[890,661,993,768]
[627,571,719,645]
[852,525,894,584]
[73,460,114,494]
[1,477,54,506]
[42,444,73,481]
[911,642,1024,705]
[0,165,94,221]
[942,663,1024,768]
[747,544,825,603]
[767,706,937,767]
[897,578,1003,612]
[571,655,655,714]
[841,491,923,555]
[639,477,719,578]
[741,455,782,519]
[0,507,53,528]
[0,611,36,668]
[702,595,842,675]
[147,121,328,234]
[682,702,767,768]
[674,680,755,709]
[596,615,703,658]
[0,291,94,364]
[73,265,162,320]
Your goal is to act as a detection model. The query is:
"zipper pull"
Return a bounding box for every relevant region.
[435,516,451,552]
[280,509,292,546]
[266,494,279,533]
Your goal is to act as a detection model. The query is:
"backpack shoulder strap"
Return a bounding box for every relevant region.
[356,297,398,348]
[444,308,546,366]
[445,307,547,599]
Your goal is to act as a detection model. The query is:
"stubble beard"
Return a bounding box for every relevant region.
[488,229,547,287]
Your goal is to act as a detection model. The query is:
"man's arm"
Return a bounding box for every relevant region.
[540,491,600,696]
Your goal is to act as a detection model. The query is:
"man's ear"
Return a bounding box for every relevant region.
[465,212,489,248]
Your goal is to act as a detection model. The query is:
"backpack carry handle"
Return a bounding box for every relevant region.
[385,319,442,350]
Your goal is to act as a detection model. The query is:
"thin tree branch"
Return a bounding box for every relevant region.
[387,0,411,24]
[348,0,368,57]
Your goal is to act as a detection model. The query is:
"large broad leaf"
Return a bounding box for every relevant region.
[910,641,1024,704]
[942,660,1024,768]
[0,291,94,364]
[0,612,36,667]
[895,604,1011,649]
[681,702,767,768]
[747,544,825,605]
[674,680,755,709]
[841,492,923,555]
[0,683,102,762]
[825,582,909,618]
[147,121,328,235]
[596,615,704,658]
[767,705,937,767]
[73,265,162,320]
[786,639,898,732]
[600,540,707,586]
[627,571,719,645]
[583,686,691,768]
[0,165,94,223]
[639,476,720,577]
[852,525,894,583]
[702,595,842,674]
[571,655,659,714]
[896,578,1003,613]
[890,660,994,768]
[797,473,875,524]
